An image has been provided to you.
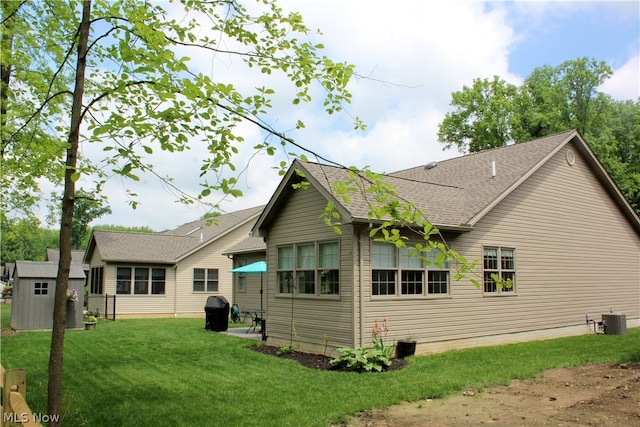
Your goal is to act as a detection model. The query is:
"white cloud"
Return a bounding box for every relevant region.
[601,55,640,101]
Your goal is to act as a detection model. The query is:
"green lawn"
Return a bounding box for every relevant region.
[1,304,638,426]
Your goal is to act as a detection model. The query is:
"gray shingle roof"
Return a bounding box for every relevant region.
[88,205,265,263]
[223,236,266,255]
[257,130,581,232]
[14,261,86,279]
[389,130,577,225]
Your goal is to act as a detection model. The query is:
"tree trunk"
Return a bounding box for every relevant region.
[0,1,17,141]
[47,1,91,424]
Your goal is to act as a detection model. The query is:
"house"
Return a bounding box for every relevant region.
[84,205,264,318]
[11,261,85,330]
[251,130,640,355]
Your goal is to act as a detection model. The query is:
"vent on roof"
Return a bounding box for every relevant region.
[424,161,438,170]
[491,160,496,178]
[186,226,202,236]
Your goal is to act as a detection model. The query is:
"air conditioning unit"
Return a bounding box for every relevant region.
[602,313,627,335]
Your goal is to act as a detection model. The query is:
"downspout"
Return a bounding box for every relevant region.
[173,264,178,318]
[357,226,365,348]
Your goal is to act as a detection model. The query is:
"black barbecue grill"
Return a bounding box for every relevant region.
[204,295,229,331]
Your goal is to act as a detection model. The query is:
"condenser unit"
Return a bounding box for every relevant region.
[602,313,627,335]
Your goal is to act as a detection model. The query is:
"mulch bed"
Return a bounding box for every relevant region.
[251,344,409,371]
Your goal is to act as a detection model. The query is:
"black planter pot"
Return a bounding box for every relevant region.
[396,340,416,358]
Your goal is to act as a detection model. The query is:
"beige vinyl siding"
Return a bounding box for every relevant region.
[360,144,639,348]
[86,249,106,316]
[174,221,255,316]
[264,185,355,355]
[101,263,176,317]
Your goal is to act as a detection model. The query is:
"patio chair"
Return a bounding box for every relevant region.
[230,304,241,323]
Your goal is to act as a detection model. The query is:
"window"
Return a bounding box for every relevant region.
[296,244,315,294]
[371,242,450,297]
[117,266,166,295]
[134,268,149,294]
[116,267,132,294]
[238,273,246,292]
[193,268,218,292]
[35,282,48,295]
[90,267,104,294]
[400,247,423,295]
[277,246,294,294]
[319,242,339,295]
[277,241,340,296]
[151,268,165,295]
[372,242,397,296]
[483,247,516,293]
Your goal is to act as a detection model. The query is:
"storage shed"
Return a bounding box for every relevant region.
[11,261,86,330]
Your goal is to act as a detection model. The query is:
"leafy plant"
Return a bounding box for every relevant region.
[277,345,296,356]
[330,317,395,372]
[330,346,393,373]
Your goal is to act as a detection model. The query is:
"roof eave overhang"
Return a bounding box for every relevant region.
[351,218,473,233]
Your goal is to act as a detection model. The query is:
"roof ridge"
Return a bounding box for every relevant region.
[390,129,577,174]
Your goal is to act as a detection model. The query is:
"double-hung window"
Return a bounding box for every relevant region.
[193,268,219,292]
[372,243,397,296]
[371,242,450,297]
[319,242,340,295]
[400,247,423,295]
[296,244,316,294]
[483,247,516,293]
[277,241,340,296]
[277,246,294,294]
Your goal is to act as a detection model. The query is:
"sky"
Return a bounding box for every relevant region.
[47,0,640,232]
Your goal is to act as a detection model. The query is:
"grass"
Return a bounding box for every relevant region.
[1,304,638,426]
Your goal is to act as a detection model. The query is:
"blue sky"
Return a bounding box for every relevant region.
[62,0,639,231]
[500,1,639,75]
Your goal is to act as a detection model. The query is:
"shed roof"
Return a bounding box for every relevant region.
[14,261,86,279]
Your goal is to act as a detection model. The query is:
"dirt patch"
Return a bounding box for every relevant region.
[345,362,640,427]
[1,327,17,336]
[251,345,640,425]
